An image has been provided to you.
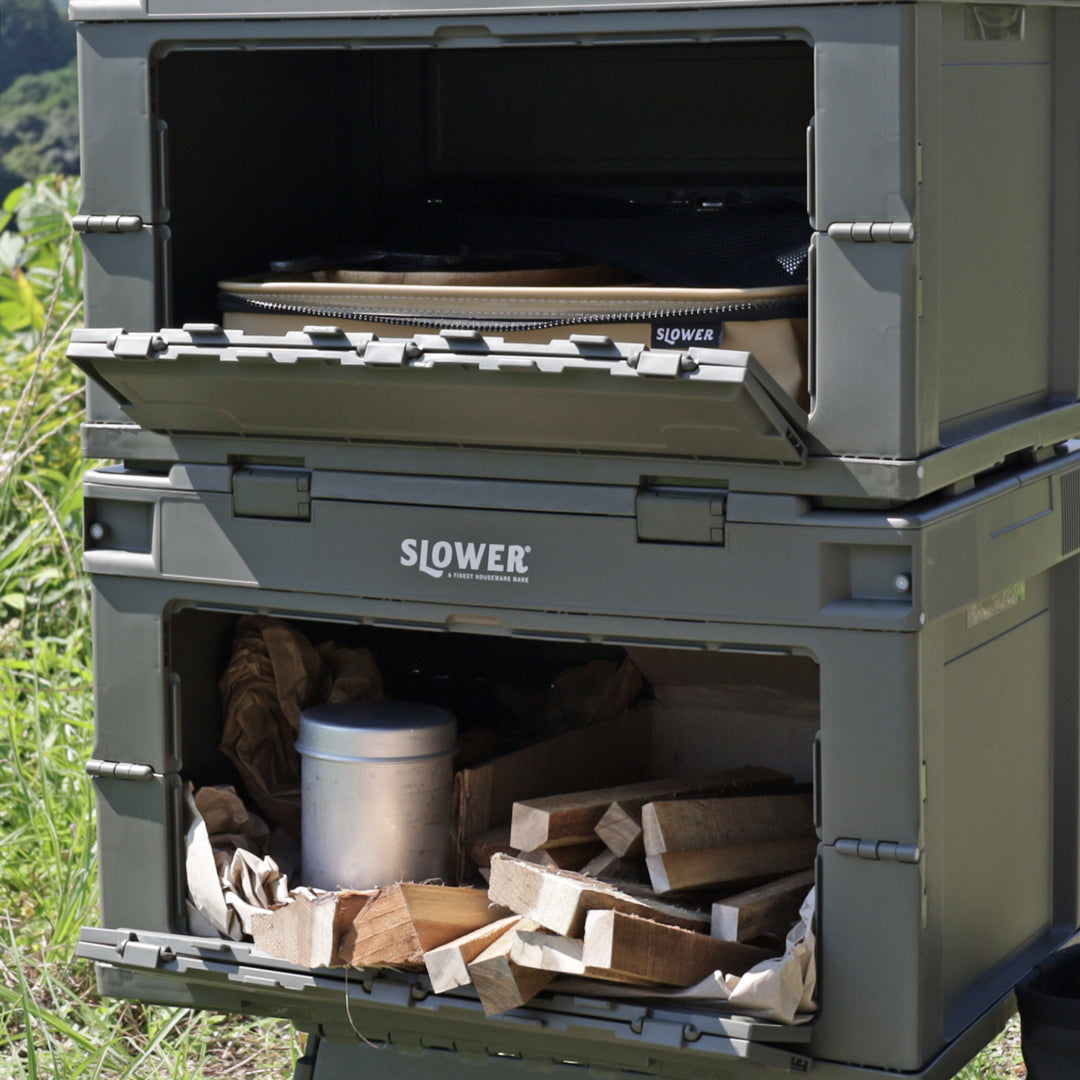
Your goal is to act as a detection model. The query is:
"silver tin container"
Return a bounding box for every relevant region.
[296,701,456,891]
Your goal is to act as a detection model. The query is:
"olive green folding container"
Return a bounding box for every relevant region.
[69,0,1080,1077]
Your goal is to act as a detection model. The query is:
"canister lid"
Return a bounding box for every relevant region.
[296,701,456,763]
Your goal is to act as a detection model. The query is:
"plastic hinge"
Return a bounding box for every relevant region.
[112,333,165,360]
[635,350,687,378]
[85,758,155,781]
[120,941,164,969]
[73,214,144,234]
[363,341,416,366]
[827,222,916,243]
[835,837,922,864]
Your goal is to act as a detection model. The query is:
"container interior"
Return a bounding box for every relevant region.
[153,41,814,327]
[167,604,821,927]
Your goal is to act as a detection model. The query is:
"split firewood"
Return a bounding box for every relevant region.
[510,765,792,852]
[578,849,651,888]
[424,914,525,993]
[507,929,588,975]
[581,909,774,987]
[464,825,516,870]
[487,852,708,938]
[710,869,815,943]
[467,919,554,1015]
[646,835,819,896]
[641,792,814,855]
[339,883,509,968]
[518,841,605,872]
[594,801,644,858]
[251,889,373,968]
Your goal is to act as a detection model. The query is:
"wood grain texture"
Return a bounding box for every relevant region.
[710,869,815,942]
[487,853,708,937]
[452,706,653,880]
[641,792,814,855]
[594,802,644,858]
[339,883,508,968]
[424,914,525,993]
[510,766,792,852]
[518,841,605,871]
[646,836,818,895]
[467,919,554,1015]
[251,889,372,968]
[581,909,773,986]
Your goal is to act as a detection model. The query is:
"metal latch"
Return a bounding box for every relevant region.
[86,758,154,781]
[73,214,144,234]
[637,488,727,545]
[232,466,312,522]
[827,222,916,243]
[835,837,922,864]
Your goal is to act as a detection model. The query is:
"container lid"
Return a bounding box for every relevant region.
[296,701,456,763]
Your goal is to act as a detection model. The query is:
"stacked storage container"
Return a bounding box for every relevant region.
[70,1,1080,1077]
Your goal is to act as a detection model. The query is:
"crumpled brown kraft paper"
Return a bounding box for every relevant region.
[184,783,291,940]
[218,615,382,837]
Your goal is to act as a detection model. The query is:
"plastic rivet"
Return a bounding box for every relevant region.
[893,573,912,593]
[89,522,109,542]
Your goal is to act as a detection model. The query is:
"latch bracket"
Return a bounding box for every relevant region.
[637,488,727,545]
[232,466,312,522]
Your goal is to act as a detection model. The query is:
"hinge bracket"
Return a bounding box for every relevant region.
[73,214,145,234]
[835,837,922,864]
[86,758,155,781]
[232,466,312,522]
[827,222,916,244]
[637,488,727,545]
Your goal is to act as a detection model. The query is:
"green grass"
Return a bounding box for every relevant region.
[0,175,1034,1078]
[0,178,300,1079]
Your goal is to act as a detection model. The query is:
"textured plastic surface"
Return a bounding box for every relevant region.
[74,4,1080,477]
[68,327,808,465]
[82,449,1080,1073]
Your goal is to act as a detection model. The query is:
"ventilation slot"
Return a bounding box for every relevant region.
[1062,468,1080,555]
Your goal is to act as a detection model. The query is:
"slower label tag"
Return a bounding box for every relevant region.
[651,323,725,349]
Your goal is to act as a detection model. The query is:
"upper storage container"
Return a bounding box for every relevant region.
[74,1,1080,501]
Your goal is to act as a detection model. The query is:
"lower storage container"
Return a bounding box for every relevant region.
[78,447,1080,1077]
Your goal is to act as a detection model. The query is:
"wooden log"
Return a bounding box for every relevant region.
[339,883,509,968]
[464,825,516,870]
[518,841,605,872]
[646,836,818,896]
[487,852,708,938]
[424,914,525,994]
[594,802,644,858]
[641,792,814,855]
[467,920,554,1015]
[710,869,815,943]
[452,706,653,880]
[510,766,791,852]
[251,889,373,968]
[581,909,773,987]
[507,929,587,976]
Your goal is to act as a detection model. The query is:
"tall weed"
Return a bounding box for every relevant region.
[0,178,298,1078]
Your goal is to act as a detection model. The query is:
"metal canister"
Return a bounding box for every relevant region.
[296,701,456,891]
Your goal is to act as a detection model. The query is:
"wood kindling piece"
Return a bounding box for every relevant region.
[510,765,792,852]
[424,914,526,994]
[338,883,509,968]
[463,825,516,870]
[487,852,708,938]
[581,909,774,987]
[641,791,814,855]
[578,849,651,888]
[518,841,605,871]
[593,801,645,858]
[251,889,373,969]
[710,869,815,943]
[466,919,555,1016]
[646,835,819,896]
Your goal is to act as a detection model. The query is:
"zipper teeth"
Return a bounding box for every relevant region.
[227,295,799,333]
